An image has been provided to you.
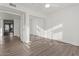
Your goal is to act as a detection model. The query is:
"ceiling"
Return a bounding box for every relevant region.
[3,3,79,15]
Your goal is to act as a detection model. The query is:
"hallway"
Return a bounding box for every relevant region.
[0,35,79,56]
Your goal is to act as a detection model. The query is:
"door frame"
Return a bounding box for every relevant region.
[3,20,14,36]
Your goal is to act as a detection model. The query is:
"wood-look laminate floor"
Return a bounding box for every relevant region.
[0,35,79,56]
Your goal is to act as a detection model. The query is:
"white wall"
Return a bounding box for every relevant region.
[30,15,46,35]
[45,4,79,46]
[14,19,20,37]
[0,18,3,44]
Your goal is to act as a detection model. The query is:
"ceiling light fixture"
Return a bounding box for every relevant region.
[45,4,50,8]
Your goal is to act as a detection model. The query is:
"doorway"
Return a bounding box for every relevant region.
[3,20,14,36]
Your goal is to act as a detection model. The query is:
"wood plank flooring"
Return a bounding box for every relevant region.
[0,35,79,56]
